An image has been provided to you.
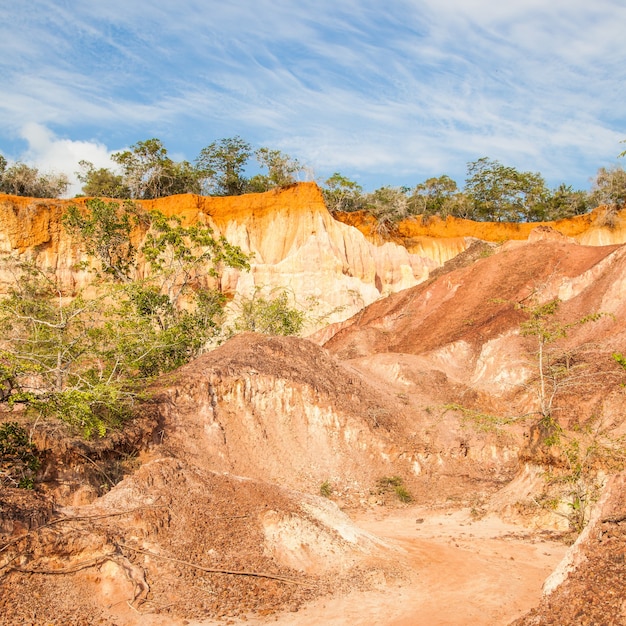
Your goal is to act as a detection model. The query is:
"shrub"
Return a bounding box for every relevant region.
[320,480,333,498]
[377,476,413,503]
[0,421,40,488]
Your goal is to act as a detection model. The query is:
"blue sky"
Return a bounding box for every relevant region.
[1,0,625,196]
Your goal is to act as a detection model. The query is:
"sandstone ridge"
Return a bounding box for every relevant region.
[0,184,432,329]
[3,184,626,331]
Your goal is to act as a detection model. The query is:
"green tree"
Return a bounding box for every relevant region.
[410,175,457,212]
[0,199,251,436]
[112,138,201,199]
[76,160,130,198]
[195,136,252,196]
[321,173,364,213]
[0,260,132,436]
[235,289,305,336]
[139,208,250,307]
[407,175,477,219]
[63,199,143,283]
[464,157,549,222]
[536,184,591,221]
[519,298,604,423]
[247,147,305,192]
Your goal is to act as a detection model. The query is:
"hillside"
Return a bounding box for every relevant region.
[2,184,626,329]
[0,184,434,331]
[1,185,626,625]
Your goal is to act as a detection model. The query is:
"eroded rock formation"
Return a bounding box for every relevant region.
[2,186,626,624]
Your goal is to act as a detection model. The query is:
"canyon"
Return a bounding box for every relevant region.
[1,184,625,625]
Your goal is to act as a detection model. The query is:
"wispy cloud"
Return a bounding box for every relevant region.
[1,0,624,193]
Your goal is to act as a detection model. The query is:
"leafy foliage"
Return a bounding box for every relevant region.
[234,289,305,336]
[63,198,142,282]
[540,414,625,533]
[464,157,549,222]
[111,138,202,199]
[321,173,364,213]
[0,199,251,436]
[0,261,135,436]
[196,136,253,196]
[0,421,41,488]
[409,175,467,219]
[247,147,305,192]
[518,297,605,420]
[320,158,594,226]
[76,160,130,198]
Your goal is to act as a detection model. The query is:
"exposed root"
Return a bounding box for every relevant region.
[119,543,317,588]
[0,505,168,554]
[4,553,117,576]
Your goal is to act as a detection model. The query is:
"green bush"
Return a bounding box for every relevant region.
[0,422,40,488]
[377,476,413,503]
[320,480,333,498]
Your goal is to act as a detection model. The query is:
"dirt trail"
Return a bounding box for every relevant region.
[189,505,567,626]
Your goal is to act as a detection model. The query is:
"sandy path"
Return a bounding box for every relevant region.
[240,506,568,626]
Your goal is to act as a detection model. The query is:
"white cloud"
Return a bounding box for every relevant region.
[19,124,121,197]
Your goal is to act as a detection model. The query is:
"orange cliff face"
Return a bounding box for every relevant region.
[335,204,626,265]
[0,184,432,331]
[1,183,625,332]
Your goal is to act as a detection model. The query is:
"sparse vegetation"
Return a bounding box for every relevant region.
[444,296,620,535]
[0,421,41,488]
[319,480,333,498]
[537,413,625,534]
[443,403,520,433]
[233,288,306,336]
[518,297,606,421]
[0,158,69,198]
[515,299,621,533]
[377,476,413,503]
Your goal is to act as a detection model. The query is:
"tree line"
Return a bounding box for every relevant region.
[323,158,626,226]
[1,137,626,223]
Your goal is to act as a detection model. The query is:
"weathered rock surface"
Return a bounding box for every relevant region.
[513,471,626,625]
[3,185,626,331]
[2,188,626,624]
[0,185,435,330]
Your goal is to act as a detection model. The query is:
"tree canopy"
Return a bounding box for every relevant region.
[195,136,252,196]
[0,137,619,226]
[0,158,69,198]
[322,158,596,226]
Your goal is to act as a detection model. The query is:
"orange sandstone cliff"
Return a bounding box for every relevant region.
[0,184,432,330]
[1,183,625,330]
[336,203,626,263]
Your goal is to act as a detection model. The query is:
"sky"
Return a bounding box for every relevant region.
[1,0,625,197]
